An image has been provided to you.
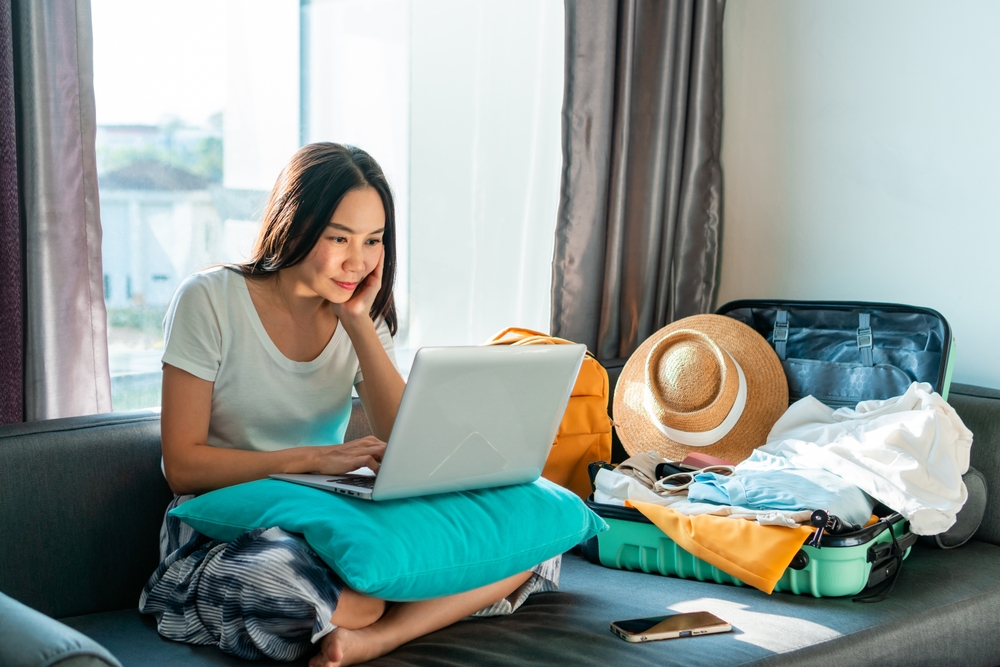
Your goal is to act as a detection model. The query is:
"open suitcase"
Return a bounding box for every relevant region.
[583,300,954,599]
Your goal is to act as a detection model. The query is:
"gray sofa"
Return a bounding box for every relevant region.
[2,383,1000,667]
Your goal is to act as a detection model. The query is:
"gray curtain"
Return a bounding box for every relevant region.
[551,0,725,361]
[15,0,110,420]
[0,0,20,424]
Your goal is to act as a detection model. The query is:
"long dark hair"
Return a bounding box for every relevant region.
[236,143,397,336]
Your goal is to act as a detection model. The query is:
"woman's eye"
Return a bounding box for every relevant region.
[366,238,382,246]
[326,236,347,243]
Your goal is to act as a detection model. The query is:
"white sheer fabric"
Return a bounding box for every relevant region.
[302,0,565,369]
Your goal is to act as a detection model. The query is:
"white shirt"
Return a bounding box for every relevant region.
[161,266,396,452]
[749,382,973,535]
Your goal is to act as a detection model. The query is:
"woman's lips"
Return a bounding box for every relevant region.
[334,280,358,291]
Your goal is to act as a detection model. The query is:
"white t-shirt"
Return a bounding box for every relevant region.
[161,266,396,452]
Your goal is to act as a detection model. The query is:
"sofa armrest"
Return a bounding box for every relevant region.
[0,592,120,667]
[950,384,1000,546]
[0,410,171,619]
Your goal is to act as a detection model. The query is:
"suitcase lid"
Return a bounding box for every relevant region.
[716,299,954,406]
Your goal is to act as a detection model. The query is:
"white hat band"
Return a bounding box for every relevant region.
[642,353,748,448]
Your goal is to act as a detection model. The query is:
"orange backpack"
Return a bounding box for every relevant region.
[484,327,612,499]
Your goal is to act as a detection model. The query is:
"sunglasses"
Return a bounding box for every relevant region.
[652,465,736,495]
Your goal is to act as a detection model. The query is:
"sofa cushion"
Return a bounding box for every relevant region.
[62,610,286,667]
[0,591,120,667]
[62,544,1000,667]
[169,478,607,600]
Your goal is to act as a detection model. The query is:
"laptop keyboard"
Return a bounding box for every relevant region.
[333,474,377,489]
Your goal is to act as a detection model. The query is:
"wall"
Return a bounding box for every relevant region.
[719,0,1000,389]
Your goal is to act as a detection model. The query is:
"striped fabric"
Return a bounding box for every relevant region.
[140,526,344,661]
[472,556,561,618]
[140,496,561,661]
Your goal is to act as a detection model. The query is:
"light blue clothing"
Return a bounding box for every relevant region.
[738,449,802,473]
[687,468,875,527]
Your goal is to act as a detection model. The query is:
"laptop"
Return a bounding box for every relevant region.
[270,343,586,501]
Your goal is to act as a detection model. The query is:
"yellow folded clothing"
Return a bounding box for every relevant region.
[625,500,815,594]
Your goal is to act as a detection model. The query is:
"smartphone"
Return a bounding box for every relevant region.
[610,611,732,643]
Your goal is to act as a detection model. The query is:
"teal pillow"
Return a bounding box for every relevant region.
[169,477,606,601]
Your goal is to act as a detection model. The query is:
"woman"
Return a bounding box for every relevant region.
[139,143,559,666]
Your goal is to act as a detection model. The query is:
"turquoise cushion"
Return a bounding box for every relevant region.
[169,477,607,601]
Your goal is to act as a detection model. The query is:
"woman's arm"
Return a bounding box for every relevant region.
[161,364,386,495]
[333,249,405,441]
[346,319,405,441]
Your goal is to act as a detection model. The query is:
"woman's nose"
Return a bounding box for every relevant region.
[343,244,366,271]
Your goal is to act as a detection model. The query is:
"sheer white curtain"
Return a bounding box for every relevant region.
[303,0,566,370]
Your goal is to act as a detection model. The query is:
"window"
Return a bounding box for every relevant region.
[93,0,564,410]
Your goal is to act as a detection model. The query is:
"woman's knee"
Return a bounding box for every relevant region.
[331,588,386,630]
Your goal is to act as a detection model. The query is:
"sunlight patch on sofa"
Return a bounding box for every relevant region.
[669,598,841,653]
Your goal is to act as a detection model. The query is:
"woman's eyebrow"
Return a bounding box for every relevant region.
[327,222,385,234]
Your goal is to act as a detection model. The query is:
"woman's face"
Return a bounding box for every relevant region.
[289,186,386,303]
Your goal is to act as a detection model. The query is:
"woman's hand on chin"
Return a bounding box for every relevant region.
[309,436,386,476]
[332,248,384,327]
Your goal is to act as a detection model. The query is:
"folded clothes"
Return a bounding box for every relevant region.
[626,500,815,594]
[687,468,875,527]
[613,451,666,490]
[594,468,814,528]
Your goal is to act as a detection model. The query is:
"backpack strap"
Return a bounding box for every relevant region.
[483,328,598,361]
[485,327,548,345]
[484,327,575,347]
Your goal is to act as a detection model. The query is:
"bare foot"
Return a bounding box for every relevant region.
[309,627,384,667]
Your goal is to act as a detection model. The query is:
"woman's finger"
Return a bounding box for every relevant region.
[344,436,384,448]
[344,440,384,456]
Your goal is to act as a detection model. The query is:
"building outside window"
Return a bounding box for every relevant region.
[93,0,564,411]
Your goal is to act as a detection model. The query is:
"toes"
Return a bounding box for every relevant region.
[311,637,338,667]
[330,635,346,664]
[309,652,333,667]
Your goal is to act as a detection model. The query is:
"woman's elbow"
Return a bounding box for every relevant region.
[164,471,190,496]
[162,455,196,496]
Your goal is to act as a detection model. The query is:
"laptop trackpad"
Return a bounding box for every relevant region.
[428,431,508,479]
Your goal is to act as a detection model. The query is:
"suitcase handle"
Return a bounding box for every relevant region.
[866,530,917,568]
[854,522,916,603]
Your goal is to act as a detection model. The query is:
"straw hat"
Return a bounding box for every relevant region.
[613,314,788,463]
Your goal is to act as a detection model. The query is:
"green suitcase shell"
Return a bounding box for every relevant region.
[582,498,917,598]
